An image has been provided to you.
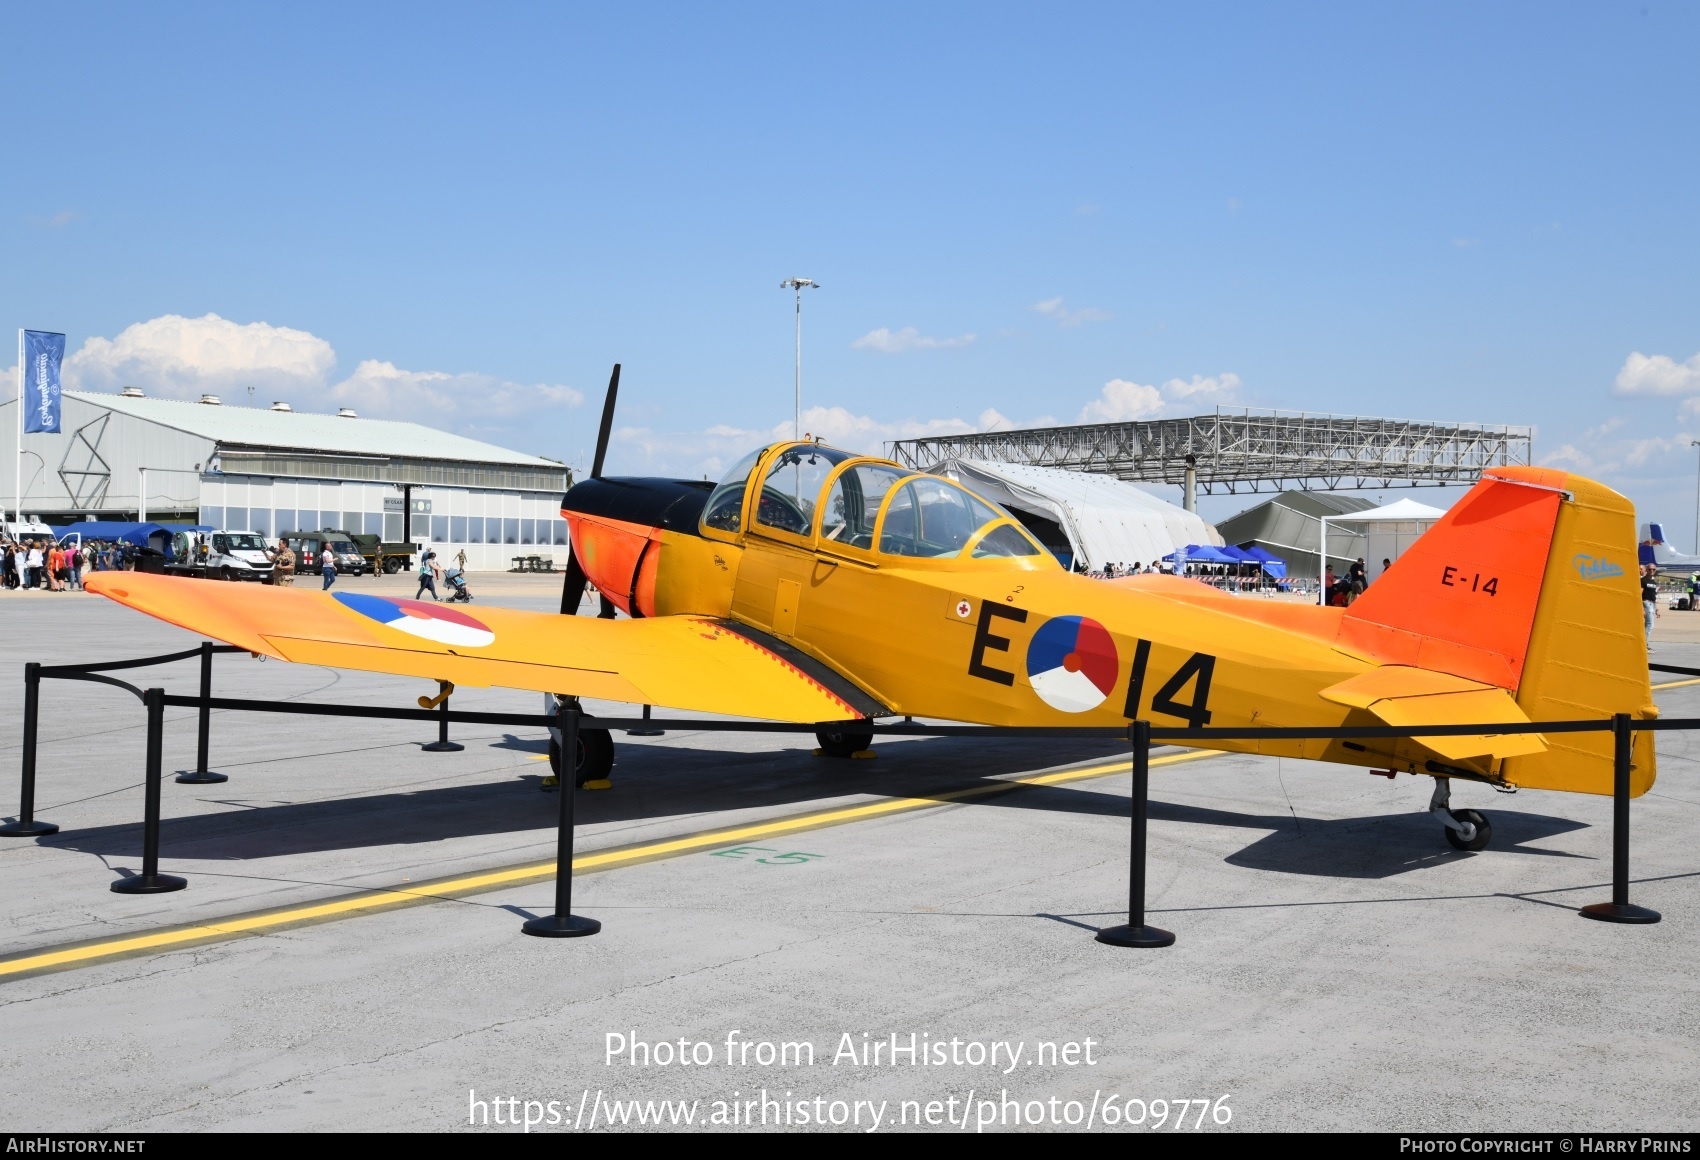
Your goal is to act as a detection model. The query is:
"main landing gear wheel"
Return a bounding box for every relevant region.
[815,729,873,758]
[1444,808,1492,852]
[547,728,615,789]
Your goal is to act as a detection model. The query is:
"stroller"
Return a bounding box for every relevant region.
[443,567,473,603]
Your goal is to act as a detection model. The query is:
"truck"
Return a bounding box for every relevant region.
[166,530,275,583]
[347,532,417,575]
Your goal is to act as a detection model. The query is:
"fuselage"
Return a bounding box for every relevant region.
[563,442,1431,776]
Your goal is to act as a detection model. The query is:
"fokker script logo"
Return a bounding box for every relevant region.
[1572,554,1624,581]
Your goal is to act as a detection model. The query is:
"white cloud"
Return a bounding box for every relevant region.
[1077,372,1243,423]
[68,313,335,399]
[851,327,976,354]
[609,405,1017,480]
[1033,297,1111,328]
[58,312,580,421]
[330,360,582,419]
[1615,351,1700,396]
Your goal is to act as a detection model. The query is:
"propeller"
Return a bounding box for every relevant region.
[560,363,621,615]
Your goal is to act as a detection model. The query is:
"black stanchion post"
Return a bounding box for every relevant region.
[1581,713,1661,925]
[112,687,187,894]
[1,662,57,837]
[627,704,664,737]
[176,641,229,784]
[522,705,599,938]
[422,691,464,752]
[1096,719,1174,948]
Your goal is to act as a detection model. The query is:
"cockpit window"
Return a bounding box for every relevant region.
[754,445,854,537]
[971,524,1041,558]
[701,449,764,533]
[820,464,906,549]
[878,476,1008,558]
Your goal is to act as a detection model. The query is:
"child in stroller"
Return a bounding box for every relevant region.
[443,566,473,602]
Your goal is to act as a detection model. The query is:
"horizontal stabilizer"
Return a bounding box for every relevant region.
[1320,666,1547,763]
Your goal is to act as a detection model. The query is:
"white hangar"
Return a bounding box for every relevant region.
[0,389,571,571]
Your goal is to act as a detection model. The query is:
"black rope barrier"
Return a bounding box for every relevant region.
[0,645,1676,943]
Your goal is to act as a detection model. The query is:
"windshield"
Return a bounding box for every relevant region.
[879,476,1023,559]
[327,541,357,555]
[225,534,268,552]
[702,450,764,533]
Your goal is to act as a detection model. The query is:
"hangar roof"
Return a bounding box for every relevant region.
[64,391,561,468]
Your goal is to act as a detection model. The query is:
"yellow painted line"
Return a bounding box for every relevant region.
[0,748,1221,980]
[1652,677,1700,690]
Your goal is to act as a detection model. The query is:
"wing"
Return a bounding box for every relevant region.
[84,573,869,724]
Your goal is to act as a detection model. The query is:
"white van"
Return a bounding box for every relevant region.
[167,530,276,583]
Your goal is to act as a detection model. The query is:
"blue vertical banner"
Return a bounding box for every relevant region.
[22,329,65,434]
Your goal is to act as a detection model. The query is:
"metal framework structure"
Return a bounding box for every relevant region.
[888,409,1535,495]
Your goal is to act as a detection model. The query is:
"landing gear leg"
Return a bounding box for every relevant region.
[1429,776,1491,852]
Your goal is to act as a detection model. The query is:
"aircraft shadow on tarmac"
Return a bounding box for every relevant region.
[36,733,1592,881]
[990,782,1593,879]
[35,734,1125,863]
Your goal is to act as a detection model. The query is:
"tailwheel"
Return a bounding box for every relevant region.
[1444,808,1492,852]
[546,727,616,789]
[814,728,874,759]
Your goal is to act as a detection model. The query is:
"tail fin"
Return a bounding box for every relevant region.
[1340,467,1655,796]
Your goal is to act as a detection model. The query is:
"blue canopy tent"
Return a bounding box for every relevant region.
[1241,545,1288,578]
[1164,544,1240,565]
[55,521,213,551]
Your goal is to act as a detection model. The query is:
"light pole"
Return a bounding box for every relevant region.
[1691,440,1699,554]
[780,277,819,439]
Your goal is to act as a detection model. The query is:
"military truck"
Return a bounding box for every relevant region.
[347,532,417,575]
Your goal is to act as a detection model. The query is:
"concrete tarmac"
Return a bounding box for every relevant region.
[0,574,1694,1133]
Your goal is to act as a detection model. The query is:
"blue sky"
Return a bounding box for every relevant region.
[6,3,1698,531]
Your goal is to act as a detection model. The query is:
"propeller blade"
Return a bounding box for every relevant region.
[559,547,589,615]
[589,363,621,479]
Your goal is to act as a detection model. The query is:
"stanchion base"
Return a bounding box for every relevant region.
[1580,902,1662,924]
[421,741,465,752]
[111,873,187,895]
[1095,923,1175,948]
[626,729,665,737]
[174,770,229,784]
[0,819,59,837]
[521,913,601,938]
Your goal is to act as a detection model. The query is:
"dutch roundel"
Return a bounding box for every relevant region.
[334,593,495,648]
[1025,615,1119,713]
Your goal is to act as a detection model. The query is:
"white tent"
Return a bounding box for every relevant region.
[932,458,1222,571]
[1321,497,1447,586]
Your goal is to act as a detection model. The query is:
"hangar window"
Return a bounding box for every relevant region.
[878,477,1007,558]
[819,464,906,550]
[754,444,854,537]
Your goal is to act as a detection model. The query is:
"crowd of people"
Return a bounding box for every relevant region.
[0,537,141,592]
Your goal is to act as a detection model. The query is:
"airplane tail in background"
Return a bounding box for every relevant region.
[1339,467,1655,796]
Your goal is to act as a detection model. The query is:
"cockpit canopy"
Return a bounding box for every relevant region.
[701,441,1048,563]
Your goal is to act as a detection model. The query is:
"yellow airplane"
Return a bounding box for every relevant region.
[85,383,1654,853]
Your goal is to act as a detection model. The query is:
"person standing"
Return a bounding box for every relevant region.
[1642,564,1660,649]
[67,543,82,591]
[416,550,440,601]
[274,540,295,586]
[1349,557,1367,601]
[25,541,43,589]
[321,544,338,590]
